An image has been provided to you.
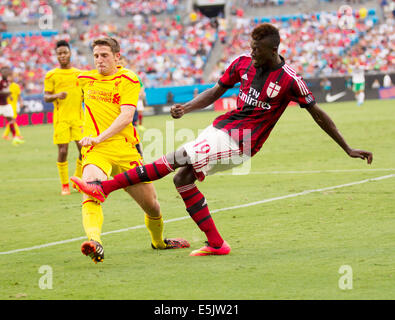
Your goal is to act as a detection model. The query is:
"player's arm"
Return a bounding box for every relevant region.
[171,83,227,119]
[79,105,135,147]
[305,103,373,164]
[44,91,67,103]
[18,94,23,107]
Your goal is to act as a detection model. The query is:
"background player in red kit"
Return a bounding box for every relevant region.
[72,24,373,257]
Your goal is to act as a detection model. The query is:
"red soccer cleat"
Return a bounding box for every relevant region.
[70,176,107,203]
[81,240,104,264]
[189,240,231,256]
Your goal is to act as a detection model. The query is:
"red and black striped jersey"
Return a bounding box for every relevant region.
[213,54,315,156]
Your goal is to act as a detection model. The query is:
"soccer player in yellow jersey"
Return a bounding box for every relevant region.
[2,70,24,144]
[44,40,83,196]
[73,37,189,263]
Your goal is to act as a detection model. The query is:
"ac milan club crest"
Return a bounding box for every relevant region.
[267,82,281,98]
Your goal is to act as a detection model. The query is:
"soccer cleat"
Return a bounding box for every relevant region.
[81,240,104,264]
[71,180,81,193]
[70,176,107,202]
[61,184,71,195]
[2,135,10,140]
[12,137,25,146]
[189,240,231,256]
[151,238,190,250]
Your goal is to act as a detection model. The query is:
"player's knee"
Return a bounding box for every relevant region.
[146,197,161,216]
[58,148,68,161]
[173,173,183,187]
[173,167,195,187]
[169,148,190,168]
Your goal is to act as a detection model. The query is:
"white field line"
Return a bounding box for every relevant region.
[1,174,394,255]
[216,168,395,175]
[3,168,395,183]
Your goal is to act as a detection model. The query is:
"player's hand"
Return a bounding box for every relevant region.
[348,149,373,164]
[170,104,185,119]
[57,92,67,100]
[79,135,101,147]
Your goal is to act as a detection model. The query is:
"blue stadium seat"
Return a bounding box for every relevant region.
[368,8,376,16]
[261,17,271,23]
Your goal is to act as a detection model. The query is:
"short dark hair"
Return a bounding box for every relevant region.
[251,23,280,48]
[92,37,120,54]
[56,40,70,50]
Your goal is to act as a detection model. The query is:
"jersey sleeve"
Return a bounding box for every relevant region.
[290,75,316,108]
[218,56,242,88]
[120,74,141,108]
[44,71,55,93]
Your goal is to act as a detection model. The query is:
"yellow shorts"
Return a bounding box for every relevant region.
[81,139,145,178]
[53,120,83,145]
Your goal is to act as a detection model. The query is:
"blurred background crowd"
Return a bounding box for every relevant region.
[0,0,394,95]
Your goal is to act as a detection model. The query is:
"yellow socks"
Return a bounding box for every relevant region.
[145,213,167,249]
[2,123,10,137]
[81,204,165,248]
[3,123,21,137]
[82,199,103,244]
[14,123,21,137]
[56,161,69,186]
[73,158,82,178]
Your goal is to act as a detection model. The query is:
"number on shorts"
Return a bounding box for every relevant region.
[193,139,210,154]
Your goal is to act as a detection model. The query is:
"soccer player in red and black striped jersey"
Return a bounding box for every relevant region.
[71,24,373,257]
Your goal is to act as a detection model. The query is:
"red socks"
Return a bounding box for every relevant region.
[9,123,16,137]
[101,155,174,195]
[176,184,223,248]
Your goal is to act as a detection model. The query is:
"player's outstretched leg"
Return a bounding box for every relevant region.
[70,155,175,202]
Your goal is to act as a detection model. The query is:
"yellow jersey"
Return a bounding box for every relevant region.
[7,82,21,110]
[77,66,141,145]
[44,67,83,124]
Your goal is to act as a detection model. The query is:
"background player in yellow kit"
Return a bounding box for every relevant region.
[2,70,24,144]
[74,37,189,263]
[44,40,83,196]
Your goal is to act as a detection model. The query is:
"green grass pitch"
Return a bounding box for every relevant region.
[0,99,394,300]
